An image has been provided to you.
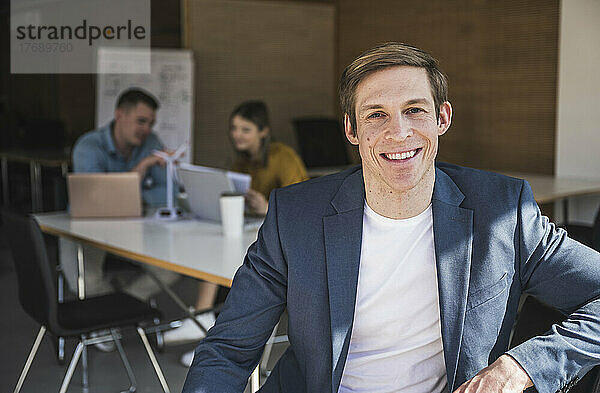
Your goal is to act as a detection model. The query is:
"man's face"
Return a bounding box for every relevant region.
[345,66,452,194]
[114,103,156,147]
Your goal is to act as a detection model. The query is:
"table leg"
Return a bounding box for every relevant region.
[250,366,260,392]
[260,323,279,373]
[29,161,42,212]
[57,272,65,362]
[1,157,8,207]
[81,341,89,391]
[77,243,85,300]
[143,267,208,334]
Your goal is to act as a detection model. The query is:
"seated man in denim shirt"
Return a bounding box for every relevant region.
[73,88,167,206]
[60,88,179,314]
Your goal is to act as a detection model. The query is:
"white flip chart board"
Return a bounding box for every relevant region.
[96,48,194,162]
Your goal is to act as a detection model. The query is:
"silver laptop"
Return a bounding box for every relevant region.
[177,164,263,227]
[67,172,142,218]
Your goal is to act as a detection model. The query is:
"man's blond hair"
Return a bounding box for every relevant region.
[339,42,448,135]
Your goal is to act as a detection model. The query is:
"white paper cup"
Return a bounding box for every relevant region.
[219,193,244,237]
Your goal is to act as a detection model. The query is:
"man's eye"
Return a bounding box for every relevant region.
[406,107,424,114]
[367,112,385,119]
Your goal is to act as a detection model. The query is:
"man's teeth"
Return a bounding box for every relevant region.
[385,150,417,160]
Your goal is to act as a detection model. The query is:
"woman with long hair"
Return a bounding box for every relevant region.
[165,101,308,366]
[229,100,308,214]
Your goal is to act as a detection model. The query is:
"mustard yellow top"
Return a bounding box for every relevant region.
[231,141,309,200]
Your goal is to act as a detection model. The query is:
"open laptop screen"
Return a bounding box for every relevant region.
[67,172,142,218]
[177,164,250,222]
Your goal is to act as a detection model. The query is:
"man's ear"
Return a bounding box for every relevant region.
[344,114,359,145]
[437,101,452,136]
[114,108,123,122]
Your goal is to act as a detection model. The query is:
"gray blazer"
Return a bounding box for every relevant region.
[182,163,600,393]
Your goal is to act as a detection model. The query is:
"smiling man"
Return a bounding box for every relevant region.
[182,43,600,393]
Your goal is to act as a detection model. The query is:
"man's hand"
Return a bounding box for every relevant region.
[132,153,166,179]
[453,354,533,393]
[245,189,268,215]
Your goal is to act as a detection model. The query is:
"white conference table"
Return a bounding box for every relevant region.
[34,172,600,280]
[33,171,600,291]
[35,212,260,288]
[503,172,600,224]
[505,172,600,205]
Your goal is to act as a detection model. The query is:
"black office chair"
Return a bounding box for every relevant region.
[511,296,600,393]
[292,117,350,168]
[1,209,171,393]
[564,207,600,252]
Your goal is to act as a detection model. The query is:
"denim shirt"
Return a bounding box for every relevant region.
[72,122,168,207]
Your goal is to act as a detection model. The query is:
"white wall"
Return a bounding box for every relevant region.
[556,0,600,224]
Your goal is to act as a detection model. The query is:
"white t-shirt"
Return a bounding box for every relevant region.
[338,202,447,393]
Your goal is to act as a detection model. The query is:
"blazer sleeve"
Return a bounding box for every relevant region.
[182,190,288,393]
[507,180,600,393]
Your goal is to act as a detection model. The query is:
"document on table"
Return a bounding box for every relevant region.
[178,163,251,194]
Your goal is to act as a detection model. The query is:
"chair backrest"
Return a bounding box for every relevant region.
[1,209,57,327]
[292,117,350,168]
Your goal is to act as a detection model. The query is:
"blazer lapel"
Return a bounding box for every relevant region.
[323,166,473,393]
[323,169,365,393]
[432,167,473,392]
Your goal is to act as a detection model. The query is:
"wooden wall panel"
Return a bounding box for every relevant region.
[185,0,335,167]
[337,0,559,174]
